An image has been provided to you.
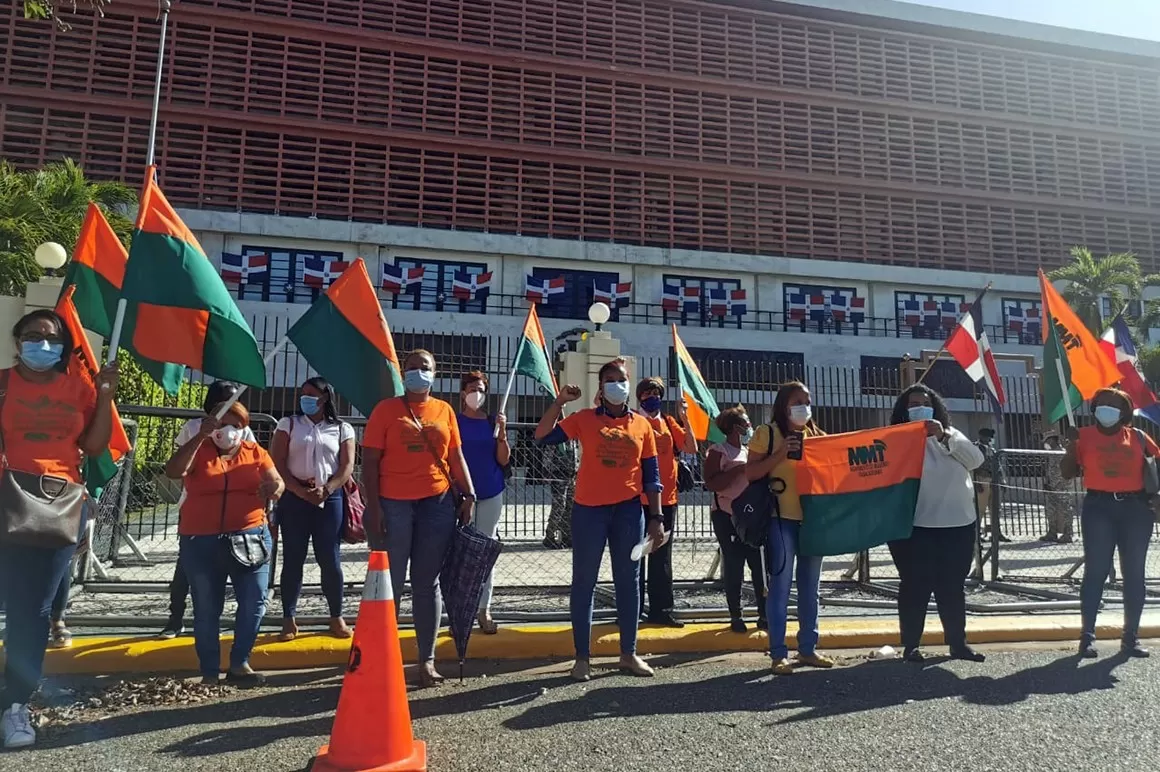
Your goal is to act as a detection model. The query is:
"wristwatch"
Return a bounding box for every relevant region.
[648,513,665,524]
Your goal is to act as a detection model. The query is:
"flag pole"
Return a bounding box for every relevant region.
[214,335,288,419]
[914,281,993,387]
[495,340,522,438]
[145,1,172,168]
[104,298,128,366]
[1054,356,1078,427]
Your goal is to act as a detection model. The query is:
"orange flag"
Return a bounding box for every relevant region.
[1038,269,1120,401]
[56,285,133,495]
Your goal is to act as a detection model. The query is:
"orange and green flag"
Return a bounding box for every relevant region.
[56,286,133,497]
[61,201,185,394]
[672,325,721,443]
[1038,269,1120,423]
[510,304,558,398]
[286,258,403,416]
[118,166,265,393]
[61,202,126,338]
[797,422,927,556]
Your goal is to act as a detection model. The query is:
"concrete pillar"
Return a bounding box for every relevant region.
[558,329,636,417]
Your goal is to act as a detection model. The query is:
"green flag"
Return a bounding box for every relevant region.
[1044,316,1082,424]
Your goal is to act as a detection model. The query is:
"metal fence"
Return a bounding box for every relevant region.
[63,328,1160,627]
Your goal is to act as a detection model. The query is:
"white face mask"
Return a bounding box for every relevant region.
[212,426,243,451]
[464,391,486,410]
[789,404,812,427]
[602,380,631,406]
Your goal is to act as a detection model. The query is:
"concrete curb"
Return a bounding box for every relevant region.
[8,615,1154,675]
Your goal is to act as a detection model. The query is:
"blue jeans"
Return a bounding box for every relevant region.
[570,499,644,658]
[0,537,77,704]
[1080,494,1154,645]
[382,493,457,664]
[180,525,272,678]
[278,490,345,618]
[766,518,823,659]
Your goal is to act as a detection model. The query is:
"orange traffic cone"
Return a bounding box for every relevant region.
[312,551,427,772]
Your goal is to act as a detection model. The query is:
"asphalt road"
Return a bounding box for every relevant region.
[13,643,1160,772]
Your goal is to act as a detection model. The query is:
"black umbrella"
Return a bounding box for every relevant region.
[440,523,503,680]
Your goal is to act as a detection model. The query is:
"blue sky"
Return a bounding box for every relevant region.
[897,0,1160,41]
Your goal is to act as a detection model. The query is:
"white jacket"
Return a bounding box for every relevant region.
[914,426,986,528]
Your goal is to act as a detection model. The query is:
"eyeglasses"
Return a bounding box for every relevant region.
[20,333,63,345]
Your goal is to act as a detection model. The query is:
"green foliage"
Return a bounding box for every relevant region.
[1137,345,1160,388]
[0,158,135,295]
[1048,246,1143,336]
[23,0,109,31]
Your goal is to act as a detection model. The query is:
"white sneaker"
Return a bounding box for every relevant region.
[2,703,35,749]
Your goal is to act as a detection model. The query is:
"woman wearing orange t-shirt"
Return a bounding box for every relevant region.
[535,359,665,682]
[0,310,118,751]
[634,376,696,627]
[165,401,284,686]
[362,349,476,688]
[1062,387,1160,659]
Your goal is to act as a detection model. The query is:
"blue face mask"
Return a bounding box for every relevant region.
[908,405,935,422]
[299,395,320,415]
[602,380,630,406]
[1094,405,1123,428]
[404,368,434,393]
[641,396,662,414]
[19,340,63,372]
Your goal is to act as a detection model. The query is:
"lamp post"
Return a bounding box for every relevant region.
[558,301,635,416]
[588,301,611,332]
[34,241,67,276]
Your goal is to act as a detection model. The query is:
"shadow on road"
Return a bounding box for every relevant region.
[490,651,1134,729]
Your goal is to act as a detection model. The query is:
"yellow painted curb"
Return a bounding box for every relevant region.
[4,616,1156,675]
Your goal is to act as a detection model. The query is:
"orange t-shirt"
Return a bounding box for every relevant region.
[639,413,687,506]
[363,397,461,501]
[1077,425,1160,493]
[0,368,96,484]
[559,408,658,507]
[180,441,275,536]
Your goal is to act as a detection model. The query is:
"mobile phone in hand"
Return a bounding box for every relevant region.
[787,430,804,461]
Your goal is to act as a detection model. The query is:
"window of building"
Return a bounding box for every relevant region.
[894,290,966,339]
[531,267,621,321]
[239,246,344,304]
[393,331,489,373]
[685,347,804,391]
[783,282,863,332]
[390,257,490,314]
[1001,297,1043,345]
[1101,297,1142,321]
[663,274,743,328]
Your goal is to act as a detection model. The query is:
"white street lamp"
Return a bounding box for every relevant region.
[34,242,68,272]
[588,301,611,331]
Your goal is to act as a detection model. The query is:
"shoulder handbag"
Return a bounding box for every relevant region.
[0,370,87,548]
[341,478,367,544]
[730,424,778,550]
[1133,429,1160,497]
[216,454,271,569]
[404,398,467,510]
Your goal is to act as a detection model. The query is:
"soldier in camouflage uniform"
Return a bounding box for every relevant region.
[1040,433,1075,543]
[541,441,578,549]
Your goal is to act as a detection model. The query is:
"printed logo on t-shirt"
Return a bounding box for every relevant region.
[596,425,639,468]
[1099,442,1136,479]
[13,394,82,442]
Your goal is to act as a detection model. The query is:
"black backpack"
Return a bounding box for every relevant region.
[730,424,778,549]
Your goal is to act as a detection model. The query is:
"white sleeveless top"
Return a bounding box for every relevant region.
[711,442,749,516]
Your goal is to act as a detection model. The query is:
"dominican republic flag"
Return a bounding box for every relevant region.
[526,275,565,303]
[381,264,425,294]
[787,293,809,321]
[708,289,746,317]
[829,293,849,322]
[1007,305,1025,333]
[850,296,867,324]
[661,283,681,311]
[808,294,827,322]
[946,291,1006,412]
[220,252,268,284]
[593,280,632,308]
[940,301,959,329]
[902,299,921,327]
[452,271,492,301]
[303,257,350,288]
[1099,315,1160,426]
[680,286,701,312]
[1025,305,1042,337]
[922,300,941,328]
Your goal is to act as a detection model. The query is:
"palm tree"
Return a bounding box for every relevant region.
[1048,246,1142,335]
[0,158,136,295]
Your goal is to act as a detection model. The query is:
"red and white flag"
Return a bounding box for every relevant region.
[945,291,1006,412]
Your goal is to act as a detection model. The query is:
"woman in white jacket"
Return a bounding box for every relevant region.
[887,384,986,664]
